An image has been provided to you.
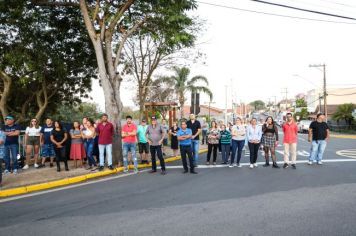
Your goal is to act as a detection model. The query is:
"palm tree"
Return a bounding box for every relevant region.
[332,103,355,127]
[155,66,213,118]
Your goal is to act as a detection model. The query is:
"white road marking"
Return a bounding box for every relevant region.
[336,149,356,159]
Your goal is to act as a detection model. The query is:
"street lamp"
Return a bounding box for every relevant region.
[204,101,216,122]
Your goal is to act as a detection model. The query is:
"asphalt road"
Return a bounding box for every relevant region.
[0,135,356,236]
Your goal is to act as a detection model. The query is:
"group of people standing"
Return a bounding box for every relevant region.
[205,112,330,169]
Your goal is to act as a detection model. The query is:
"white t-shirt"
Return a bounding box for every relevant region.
[231,125,246,141]
[26,126,42,136]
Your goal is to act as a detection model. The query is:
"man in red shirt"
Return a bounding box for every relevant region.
[282,113,298,169]
[122,115,138,173]
[97,114,114,171]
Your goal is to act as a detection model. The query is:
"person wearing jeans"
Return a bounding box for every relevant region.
[3,115,20,174]
[0,128,6,185]
[83,119,97,169]
[97,113,115,171]
[146,116,166,175]
[176,121,197,174]
[308,113,330,165]
[246,118,262,169]
[230,118,246,167]
[187,114,201,167]
[201,118,208,145]
[282,113,298,169]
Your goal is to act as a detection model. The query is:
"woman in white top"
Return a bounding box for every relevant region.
[230,117,246,167]
[246,118,263,169]
[23,118,42,169]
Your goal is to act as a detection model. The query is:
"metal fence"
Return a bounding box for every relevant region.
[329,124,356,133]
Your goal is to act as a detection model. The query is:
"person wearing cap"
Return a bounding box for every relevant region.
[146,116,166,175]
[3,115,21,174]
[186,114,201,167]
[0,127,6,184]
[122,115,138,173]
[137,119,150,164]
[97,113,115,171]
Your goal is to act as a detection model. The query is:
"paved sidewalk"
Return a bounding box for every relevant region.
[1,144,208,190]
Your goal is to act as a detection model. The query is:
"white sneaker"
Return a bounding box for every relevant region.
[249,164,254,169]
[308,161,313,165]
[13,169,18,175]
[4,169,10,175]
[233,163,237,167]
[229,165,234,168]
[34,163,39,168]
[253,163,258,168]
[317,161,323,165]
[237,164,242,168]
[22,165,29,170]
[123,168,129,173]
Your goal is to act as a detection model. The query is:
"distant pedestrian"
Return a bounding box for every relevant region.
[146,116,166,175]
[50,121,69,172]
[230,117,246,168]
[169,121,180,157]
[122,115,138,173]
[262,116,280,168]
[206,121,220,165]
[70,121,86,168]
[0,128,6,185]
[176,120,197,174]
[92,119,101,163]
[161,119,169,156]
[308,113,330,165]
[3,115,21,175]
[39,118,55,168]
[201,118,209,145]
[137,119,150,164]
[282,113,298,169]
[186,114,201,167]
[220,124,231,165]
[23,118,41,170]
[83,119,97,170]
[97,114,114,171]
[246,118,262,169]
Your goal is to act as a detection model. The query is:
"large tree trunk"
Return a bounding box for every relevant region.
[0,70,11,121]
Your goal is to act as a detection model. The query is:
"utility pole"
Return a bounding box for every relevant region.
[281,88,288,110]
[318,93,322,113]
[309,64,327,121]
[225,85,228,125]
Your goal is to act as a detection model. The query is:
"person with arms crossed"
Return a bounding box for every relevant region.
[282,113,298,169]
[122,115,138,173]
[186,114,201,167]
[137,119,150,164]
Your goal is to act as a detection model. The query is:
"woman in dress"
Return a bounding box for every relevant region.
[169,121,180,157]
[70,121,86,168]
[50,121,69,172]
[206,121,220,165]
[262,116,279,168]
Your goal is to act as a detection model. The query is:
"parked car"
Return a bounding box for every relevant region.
[298,120,312,133]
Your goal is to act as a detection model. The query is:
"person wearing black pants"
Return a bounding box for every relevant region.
[150,145,166,173]
[206,121,220,165]
[246,118,262,169]
[176,121,197,174]
[50,121,69,172]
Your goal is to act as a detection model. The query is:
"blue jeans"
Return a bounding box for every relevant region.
[231,140,245,165]
[191,140,200,165]
[221,144,230,163]
[4,144,18,171]
[309,140,327,162]
[98,144,112,167]
[84,139,96,167]
[123,142,137,169]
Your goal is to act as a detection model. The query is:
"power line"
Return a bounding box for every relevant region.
[286,0,356,16]
[328,92,356,96]
[251,0,356,21]
[196,1,356,25]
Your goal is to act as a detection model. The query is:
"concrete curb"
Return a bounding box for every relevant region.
[330,134,356,139]
[0,149,208,198]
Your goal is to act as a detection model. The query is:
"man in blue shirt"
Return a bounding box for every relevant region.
[176,121,197,174]
[3,115,21,174]
[39,118,55,168]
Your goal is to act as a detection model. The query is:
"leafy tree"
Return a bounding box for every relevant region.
[33,0,198,164]
[333,103,355,126]
[51,102,103,123]
[249,100,265,111]
[154,66,212,118]
[294,108,308,121]
[0,0,96,123]
[296,98,307,108]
